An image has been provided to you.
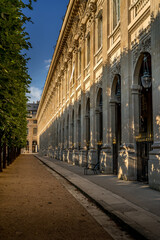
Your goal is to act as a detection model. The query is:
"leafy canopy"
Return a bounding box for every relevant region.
[0,0,36,148]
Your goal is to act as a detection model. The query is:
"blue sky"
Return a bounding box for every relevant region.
[24,0,69,102]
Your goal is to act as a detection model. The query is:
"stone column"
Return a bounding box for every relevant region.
[79,97,87,166]
[100,0,113,173]
[72,102,79,165]
[117,0,136,180]
[149,0,160,190]
[88,11,97,165]
[68,105,73,163]
[79,28,88,166]
[131,84,141,141]
[88,103,97,165]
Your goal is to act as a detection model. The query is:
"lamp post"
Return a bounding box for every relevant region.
[141,54,152,89]
[116,75,121,103]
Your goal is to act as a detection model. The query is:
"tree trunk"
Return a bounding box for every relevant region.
[0,138,2,172]
[3,142,6,169]
[7,146,11,166]
[13,147,16,161]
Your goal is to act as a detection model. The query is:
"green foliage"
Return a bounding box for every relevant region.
[0,0,36,148]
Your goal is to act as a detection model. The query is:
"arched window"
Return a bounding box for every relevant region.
[113,0,120,29]
[87,34,90,65]
[98,14,103,49]
[78,48,81,77]
[96,88,103,144]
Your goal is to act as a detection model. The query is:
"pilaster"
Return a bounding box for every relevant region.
[148,0,160,190]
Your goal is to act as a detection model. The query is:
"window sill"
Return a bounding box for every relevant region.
[108,21,120,39]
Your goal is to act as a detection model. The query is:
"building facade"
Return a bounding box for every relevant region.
[23,102,39,154]
[37,0,160,191]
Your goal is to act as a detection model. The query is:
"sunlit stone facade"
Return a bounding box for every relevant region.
[37,0,160,190]
[22,102,39,154]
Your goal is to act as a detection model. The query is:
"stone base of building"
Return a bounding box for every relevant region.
[118,144,137,181]
[149,142,160,191]
[79,149,88,166]
[68,149,73,164]
[54,149,59,159]
[100,145,113,173]
[72,149,80,165]
[48,149,54,158]
[88,148,97,165]
[59,149,63,161]
[62,149,68,162]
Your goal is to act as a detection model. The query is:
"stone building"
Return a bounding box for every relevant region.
[23,102,39,153]
[36,0,160,191]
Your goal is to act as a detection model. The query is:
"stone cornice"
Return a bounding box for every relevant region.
[37,0,98,120]
[37,0,79,119]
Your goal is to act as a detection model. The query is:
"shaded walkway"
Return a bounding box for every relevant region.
[0,154,112,240]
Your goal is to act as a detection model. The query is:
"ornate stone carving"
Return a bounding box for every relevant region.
[110,61,121,81]
[96,72,103,83]
[79,23,86,41]
[72,15,79,35]
[73,39,78,53]
[80,23,86,32]
[67,52,72,61]
[132,37,151,66]
[89,2,97,13]
[78,0,87,20]
[96,80,102,95]
[67,31,73,50]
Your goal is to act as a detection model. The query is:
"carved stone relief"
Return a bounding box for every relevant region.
[132,36,151,66]
[110,61,121,81]
[96,79,102,96]
[89,2,97,13]
[78,0,87,20]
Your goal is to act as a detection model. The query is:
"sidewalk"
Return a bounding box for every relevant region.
[35,154,160,240]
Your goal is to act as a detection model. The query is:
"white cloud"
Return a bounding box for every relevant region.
[45,64,50,70]
[44,59,52,64]
[28,86,42,103]
[44,59,52,70]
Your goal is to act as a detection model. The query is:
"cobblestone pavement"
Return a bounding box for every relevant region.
[0,154,113,240]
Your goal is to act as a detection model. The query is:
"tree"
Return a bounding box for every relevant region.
[0,0,36,169]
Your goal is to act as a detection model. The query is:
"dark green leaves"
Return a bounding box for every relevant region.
[0,0,36,148]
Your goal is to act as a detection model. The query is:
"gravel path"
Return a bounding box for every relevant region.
[0,154,113,240]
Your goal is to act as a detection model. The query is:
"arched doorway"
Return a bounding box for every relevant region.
[78,105,81,150]
[62,119,65,149]
[59,123,61,149]
[72,109,74,149]
[136,53,153,182]
[32,141,37,153]
[26,140,29,153]
[86,98,90,150]
[66,114,69,149]
[111,75,121,175]
[96,88,103,164]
